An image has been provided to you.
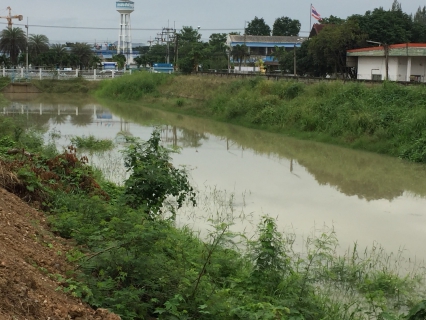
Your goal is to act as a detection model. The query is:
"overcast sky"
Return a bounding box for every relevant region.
[3,0,425,45]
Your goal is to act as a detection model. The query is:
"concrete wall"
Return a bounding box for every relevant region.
[410,57,426,81]
[357,57,385,80]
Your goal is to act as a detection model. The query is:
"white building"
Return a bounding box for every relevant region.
[347,43,426,82]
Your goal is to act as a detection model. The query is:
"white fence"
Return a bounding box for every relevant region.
[0,68,129,81]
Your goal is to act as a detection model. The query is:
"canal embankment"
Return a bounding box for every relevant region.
[94,72,426,164]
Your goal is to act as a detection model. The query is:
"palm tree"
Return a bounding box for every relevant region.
[0,27,26,65]
[28,34,49,64]
[71,42,93,69]
[231,44,249,71]
[50,43,68,68]
[112,54,126,69]
[90,55,101,69]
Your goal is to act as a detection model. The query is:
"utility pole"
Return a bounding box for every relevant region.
[25,17,28,73]
[384,43,389,81]
[174,32,179,70]
[293,44,296,76]
[161,27,175,64]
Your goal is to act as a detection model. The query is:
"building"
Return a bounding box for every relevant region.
[226,35,307,72]
[347,43,426,82]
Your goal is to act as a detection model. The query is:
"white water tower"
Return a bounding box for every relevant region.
[116,0,134,64]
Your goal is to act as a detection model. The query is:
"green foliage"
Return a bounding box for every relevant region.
[96,72,168,101]
[272,16,301,36]
[202,78,426,163]
[70,135,114,151]
[245,16,271,36]
[122,130,196,217]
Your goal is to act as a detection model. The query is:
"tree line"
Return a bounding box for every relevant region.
[2,0,426,76]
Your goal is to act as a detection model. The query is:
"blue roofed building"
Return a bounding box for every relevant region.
[226,35,307,72]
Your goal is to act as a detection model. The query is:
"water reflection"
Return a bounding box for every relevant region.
[3,99,426,202]
[105,102,426,202]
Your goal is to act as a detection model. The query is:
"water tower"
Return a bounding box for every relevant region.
[116,0,134,64]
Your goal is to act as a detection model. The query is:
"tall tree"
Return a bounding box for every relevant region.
[245,17,271,36]
[71,42,93,69]
[272,17,301,36]
[177,26,204,73]
[308,21,367,77]
[350,8,413,44]
[28,34,49,63]
[0,27,26,65]
[413,6,426,25]
[391,0,402,12]
[50,44,68,68]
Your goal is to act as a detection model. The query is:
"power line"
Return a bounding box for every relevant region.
[0,21,244,31]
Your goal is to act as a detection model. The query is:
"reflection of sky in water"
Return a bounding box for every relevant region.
[5,102,426,261]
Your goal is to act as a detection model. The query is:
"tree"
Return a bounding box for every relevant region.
[231,44,249,71]
[112,54,126,69]
[90,55,101,69]
[308,21,367,77]
[71,42,93,69]
[391,0,402,12]
[50,44,68,68]
[350,8,413,44]
[28,34,49,63]
[177,26,203,73]
[245,17,271,36]
[319,15,345,25]
[413,6,426,25]
[0,27,26,65]
[272,17,301,36]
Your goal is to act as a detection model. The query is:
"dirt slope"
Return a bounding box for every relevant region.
[0,187,120,320]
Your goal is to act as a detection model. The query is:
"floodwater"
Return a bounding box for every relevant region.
[3,97,426,261]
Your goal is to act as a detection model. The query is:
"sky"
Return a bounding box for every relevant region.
[3,0,426,45]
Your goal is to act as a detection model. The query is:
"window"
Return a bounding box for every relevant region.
[372,74,382,81]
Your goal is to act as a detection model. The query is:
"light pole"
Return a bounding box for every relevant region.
[25,17,28,73]
[367,40,388,81]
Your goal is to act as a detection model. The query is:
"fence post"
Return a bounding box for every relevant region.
[21,67,24,78]
[76,69,79,78]
[94,69,97,81]
[2,67,4,77]
[39,68,42,80]
[112,70,115,79]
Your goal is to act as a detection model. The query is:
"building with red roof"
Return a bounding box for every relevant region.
[347,43,426,82]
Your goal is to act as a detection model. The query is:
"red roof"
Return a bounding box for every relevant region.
[347,43,426,53]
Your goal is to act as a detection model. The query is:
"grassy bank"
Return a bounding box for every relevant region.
[1,116,426,319]
[31,77,100,93]
[96,73,426,163]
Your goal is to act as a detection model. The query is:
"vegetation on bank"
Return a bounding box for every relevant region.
[96,73,426,163]
[70,135,114,152]
[1,115,426,319]
[30,77,100,94]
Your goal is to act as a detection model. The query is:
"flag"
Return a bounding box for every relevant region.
[311,5,321,21]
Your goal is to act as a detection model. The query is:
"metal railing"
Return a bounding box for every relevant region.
[0,67,128,81]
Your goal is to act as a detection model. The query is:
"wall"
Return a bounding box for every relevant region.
[410,57,426,81]
[357,57,385,80]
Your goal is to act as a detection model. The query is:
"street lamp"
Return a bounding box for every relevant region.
[367,40,388,81]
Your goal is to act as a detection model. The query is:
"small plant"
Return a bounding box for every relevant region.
[70,135,114,152]
[176,98,185,107]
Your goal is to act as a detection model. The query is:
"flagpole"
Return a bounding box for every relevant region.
[310,3,312,31]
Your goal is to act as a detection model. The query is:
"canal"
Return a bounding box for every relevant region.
[4,97,426,262]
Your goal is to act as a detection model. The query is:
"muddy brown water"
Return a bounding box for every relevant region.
[4,99,426,261]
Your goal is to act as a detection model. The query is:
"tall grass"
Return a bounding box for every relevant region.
[204,79,426,163]
[95,74,426,163]
[95,71,169,101]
